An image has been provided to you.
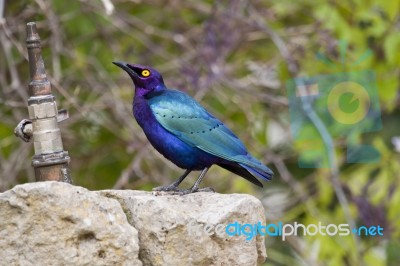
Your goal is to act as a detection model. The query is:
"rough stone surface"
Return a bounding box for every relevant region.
[0,182,267,266]
[0,182,141,266]
[99,190,267,266]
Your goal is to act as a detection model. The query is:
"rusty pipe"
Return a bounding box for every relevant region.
[26,22,52,96]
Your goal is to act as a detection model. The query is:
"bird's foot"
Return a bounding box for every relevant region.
[197,187,215,193]
[152,184,215,196]
[152,184,181,192]
[171,186,215,196]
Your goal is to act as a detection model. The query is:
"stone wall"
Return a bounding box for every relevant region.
[0,182,266,266]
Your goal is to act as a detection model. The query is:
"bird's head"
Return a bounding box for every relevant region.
[113,61,165,96]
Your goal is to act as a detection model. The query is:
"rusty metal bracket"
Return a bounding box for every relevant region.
[14,22,72,184]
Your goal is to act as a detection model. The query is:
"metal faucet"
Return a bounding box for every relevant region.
[14,22,72,183]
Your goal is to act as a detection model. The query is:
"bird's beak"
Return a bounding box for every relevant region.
[112,61,138,77]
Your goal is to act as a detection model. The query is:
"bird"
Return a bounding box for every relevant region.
[113,62,273,194]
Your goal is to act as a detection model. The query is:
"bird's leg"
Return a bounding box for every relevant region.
[153,169,191,192]
[176,167,215,195]
[190,167,209,192]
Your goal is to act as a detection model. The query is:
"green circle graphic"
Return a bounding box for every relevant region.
[327,81,370,125]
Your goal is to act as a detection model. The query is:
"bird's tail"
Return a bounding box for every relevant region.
[236,155,274,182]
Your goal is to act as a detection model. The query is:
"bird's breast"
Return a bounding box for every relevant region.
[132,96,219,169]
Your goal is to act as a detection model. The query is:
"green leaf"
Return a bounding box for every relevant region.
[384,33,400,65]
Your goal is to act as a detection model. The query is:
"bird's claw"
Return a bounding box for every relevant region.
[197,187,215,193]
[169,186,215,196]
[152,185,215,195]
[152,185,181,192]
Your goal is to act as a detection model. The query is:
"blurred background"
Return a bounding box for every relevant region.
[0,0,399,265]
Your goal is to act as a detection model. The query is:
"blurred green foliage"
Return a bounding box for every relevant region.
[0,0,399,265]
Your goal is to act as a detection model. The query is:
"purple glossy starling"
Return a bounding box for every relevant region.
[113,62,273,194]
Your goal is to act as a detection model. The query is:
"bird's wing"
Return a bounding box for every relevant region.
[148,89,273,181]
[147,89,248,159]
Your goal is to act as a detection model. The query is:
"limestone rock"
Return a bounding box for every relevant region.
[99,190,267,266]
[0,182,141,266]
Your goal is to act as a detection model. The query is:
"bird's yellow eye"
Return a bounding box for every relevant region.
[141,69,150,77]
